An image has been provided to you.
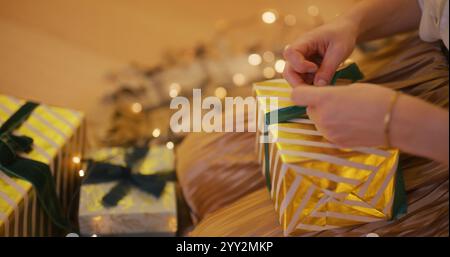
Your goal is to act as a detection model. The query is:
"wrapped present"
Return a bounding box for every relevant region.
[78,145,177,236]
[253,65,407,236]
[0,94,85,237]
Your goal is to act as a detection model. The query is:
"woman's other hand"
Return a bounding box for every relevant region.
[283,17,358,87]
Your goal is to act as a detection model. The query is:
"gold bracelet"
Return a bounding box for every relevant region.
[384,91,401,148]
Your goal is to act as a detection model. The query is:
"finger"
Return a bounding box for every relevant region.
[284,46,318,74]
[291,86,325,106]
[283,63,305,87]
[314,44,344,86]
[306,106,318,122]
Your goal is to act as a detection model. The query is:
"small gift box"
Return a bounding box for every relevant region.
[0,94,85,237]
[78,145,177,236]
[253,64,407,236]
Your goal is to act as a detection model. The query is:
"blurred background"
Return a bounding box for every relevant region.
[0,0,358,147]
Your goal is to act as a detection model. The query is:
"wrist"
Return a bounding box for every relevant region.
[390,94,449,164]
[338,10,364,43]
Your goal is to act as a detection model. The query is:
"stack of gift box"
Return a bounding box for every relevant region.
[0,94,85,236]
[0,94,177,237]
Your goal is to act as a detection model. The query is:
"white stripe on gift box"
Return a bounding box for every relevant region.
[0,190,19,236]
[0,106,52,162]
[311,211,384,223]
[0,171,29,236]
[274,164,288,210]
[370,156,399,206]
[8,97,68,140]
[0,211,9,236]
[285,186,316,235]
[270,125,323,136]
[287,164,361,186]
[279,149,378,172]
[274,137,392,158]
[278,176,303,220]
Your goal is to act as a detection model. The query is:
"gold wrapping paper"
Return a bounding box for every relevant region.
[253,80,404,236]
[78,146,177,236]
[0,94,85,236]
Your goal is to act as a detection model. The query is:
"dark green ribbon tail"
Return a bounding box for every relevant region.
[0,102,71,231]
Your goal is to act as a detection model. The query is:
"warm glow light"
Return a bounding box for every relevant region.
[214,87,227,99]
[366,233,380,237]
[72,156,81,164]
[262,11,277,24]
[78,169,85,177]
[284,14,297,26]
[307,5,320,17]
[169,89,179,98]
[248,54,262,66]
[131,102,143,113]
[232,73,246,86]
[152,128,161,138]
[263,51,275,63]
[274,60,286,73]
[169,83,181,98]
[263,67,276,79]
[166,141,174,150]
[91,234,98,237]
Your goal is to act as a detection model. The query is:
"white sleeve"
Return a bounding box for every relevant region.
[418,0,449,49]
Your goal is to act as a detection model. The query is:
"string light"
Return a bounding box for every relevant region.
[169,83,181,98]
[248,54,262,66]
[72,156,81,164]
[169,89,179,98]
[214,87,227,99]
[78,169,85,177]
[284,14,297,26]
[262,11,277,24]
[152,128,161,138]
[131,102,143,113]
[166,141,174,150]
[232,73,246,86]
[263,51,275,63]
[307,5,320,17]
[274,60,286,73]
[263,67,276,79]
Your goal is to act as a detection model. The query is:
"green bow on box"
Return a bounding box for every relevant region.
[0,102,70,231]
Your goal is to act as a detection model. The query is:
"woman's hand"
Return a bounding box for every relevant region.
[283,17,358,87]
[291,83,394,148]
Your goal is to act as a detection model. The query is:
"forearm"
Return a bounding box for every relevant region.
[391,94,449,165]
[340,0,422,42]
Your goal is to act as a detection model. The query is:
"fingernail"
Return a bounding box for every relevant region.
[307,68,317,73]
[316,79,327,86]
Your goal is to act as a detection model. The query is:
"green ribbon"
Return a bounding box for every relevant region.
[264,63,364,126]
[0,102,70,231]
[261,63,407,219]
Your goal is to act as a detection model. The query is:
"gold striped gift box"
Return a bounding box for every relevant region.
[0,94,86,237]
[254,80,407,236]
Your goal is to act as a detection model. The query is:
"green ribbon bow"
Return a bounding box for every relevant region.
[261,63,407,219]
[0,102,70,231]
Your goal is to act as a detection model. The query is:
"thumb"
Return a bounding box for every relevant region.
[291,86,325,107]
[314,44,345,86]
